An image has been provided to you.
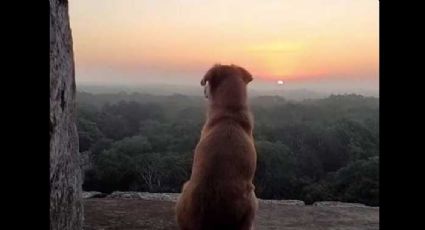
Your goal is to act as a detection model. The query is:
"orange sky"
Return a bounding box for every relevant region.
[69,0,378,92]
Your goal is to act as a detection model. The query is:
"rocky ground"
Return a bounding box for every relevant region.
[83,192,379,230]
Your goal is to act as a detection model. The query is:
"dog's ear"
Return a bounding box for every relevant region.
[238,67,253,84]
[201,64,220,86]
[200,71,210,86]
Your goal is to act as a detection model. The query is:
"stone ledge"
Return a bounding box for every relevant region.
[83,191,378,208]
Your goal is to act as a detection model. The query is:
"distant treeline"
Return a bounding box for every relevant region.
[77,92,379,206]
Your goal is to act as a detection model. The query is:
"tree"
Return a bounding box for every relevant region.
[254,141,297,199]
[91,136,152,192]
[77,117,103,152]
[333,156,379,206]
[134,152,163,192]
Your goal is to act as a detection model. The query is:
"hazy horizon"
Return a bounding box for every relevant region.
[77,82,379,100]
[70,0,378,94]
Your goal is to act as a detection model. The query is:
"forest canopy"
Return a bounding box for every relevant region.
[77,92,379,206]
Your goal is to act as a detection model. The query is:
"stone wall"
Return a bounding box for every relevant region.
[50,0,83,229]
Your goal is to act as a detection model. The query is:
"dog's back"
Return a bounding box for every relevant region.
[175,64,258,230]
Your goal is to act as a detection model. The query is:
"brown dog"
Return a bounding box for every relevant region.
[175,64,258,230]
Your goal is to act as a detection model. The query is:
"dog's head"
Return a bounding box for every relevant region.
[201,64,253,100]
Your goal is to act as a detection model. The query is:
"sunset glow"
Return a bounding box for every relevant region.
[70,0,378,92]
